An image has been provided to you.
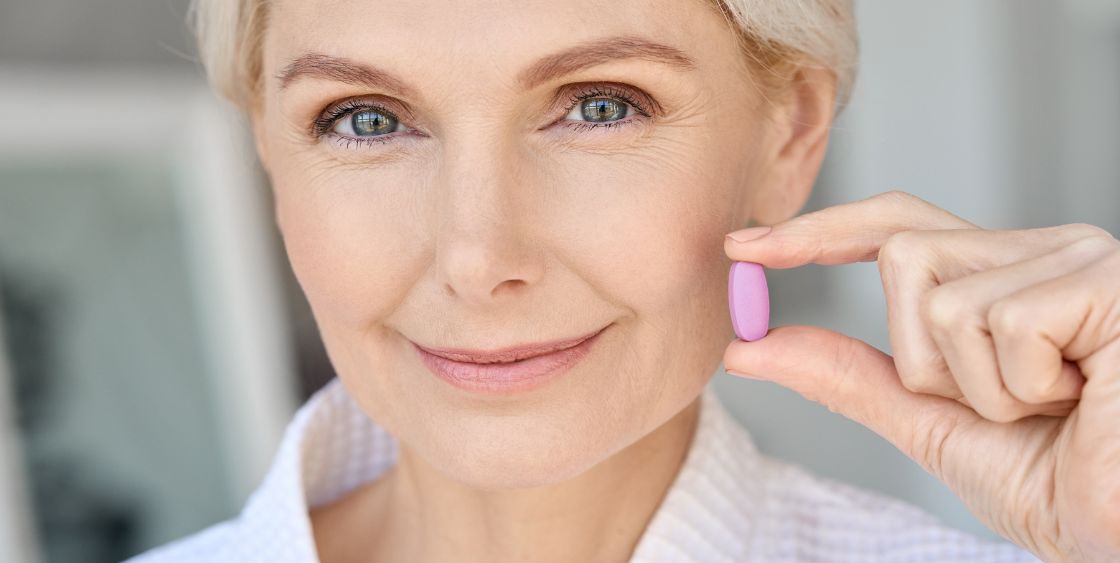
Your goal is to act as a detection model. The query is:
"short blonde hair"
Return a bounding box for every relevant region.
[189,0,857,111]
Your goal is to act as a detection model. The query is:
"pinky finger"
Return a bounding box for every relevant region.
[988,237,1118,405]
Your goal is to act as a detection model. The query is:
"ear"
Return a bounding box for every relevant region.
[247,105,271,171]
[747,67,839,226]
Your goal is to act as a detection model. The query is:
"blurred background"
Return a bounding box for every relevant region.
[0,0,1117,561]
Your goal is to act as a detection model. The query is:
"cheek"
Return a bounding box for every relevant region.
[544,136,746,322]
[272,163,426,329]
[532,136,749,419]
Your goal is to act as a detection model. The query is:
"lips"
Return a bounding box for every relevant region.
[413,328,603,364]
[410,325,609,394]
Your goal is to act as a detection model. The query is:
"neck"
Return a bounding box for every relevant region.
[311,393,702,563]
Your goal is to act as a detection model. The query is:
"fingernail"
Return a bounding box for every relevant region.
[726,226,772,243]
[726,369,766,380]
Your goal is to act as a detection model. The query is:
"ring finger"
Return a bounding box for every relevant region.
[920,236,1112,421]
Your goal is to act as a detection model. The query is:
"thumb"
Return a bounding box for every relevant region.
[723,325,980,471]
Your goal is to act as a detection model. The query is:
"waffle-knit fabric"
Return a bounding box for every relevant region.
[126,377,1040,562]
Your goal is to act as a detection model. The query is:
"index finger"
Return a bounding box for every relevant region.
[724,190,979,268]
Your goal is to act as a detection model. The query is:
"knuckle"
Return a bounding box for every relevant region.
[1065,232,1119,259]
[877,230,925,285]
[986,300,1027,339]
[872,190,937,218]
[1060,222,1114,241]
[878,189,920,206]
[921,286,971,332]
[878,230,923,263]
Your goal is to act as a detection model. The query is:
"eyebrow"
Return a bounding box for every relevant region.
[276,35,696,95]
[517,35,696,89]
[277,52,420,98]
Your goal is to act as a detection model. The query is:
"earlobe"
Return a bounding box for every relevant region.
[746,67,839,226]
[254,136,270,170]
[253,136,270,171]
[248,109,271,170]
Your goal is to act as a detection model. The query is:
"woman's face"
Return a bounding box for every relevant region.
[256,0,777,488]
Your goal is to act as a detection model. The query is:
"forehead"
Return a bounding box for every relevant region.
[263,0,733,80]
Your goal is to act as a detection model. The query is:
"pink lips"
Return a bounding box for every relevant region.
[412,325,608,395]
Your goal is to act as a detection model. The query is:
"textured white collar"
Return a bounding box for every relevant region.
[237,378,762,562]
[130,376,1037,562]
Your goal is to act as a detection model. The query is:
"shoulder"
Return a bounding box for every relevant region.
[123,519,242,563]
[124,377,381,562]
[750,455,1039,561]
[656,386,1041,562]
[125,515,320,562]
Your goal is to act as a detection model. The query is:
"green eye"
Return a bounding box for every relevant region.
[334,109,401,137]
[584,99,627,122]
[566,97,632,123]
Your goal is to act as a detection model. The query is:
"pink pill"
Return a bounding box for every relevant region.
[728,261,770,341]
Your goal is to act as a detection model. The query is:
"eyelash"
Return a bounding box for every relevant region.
[558,84,652,132]
[311,83,655,149]
[311,99,403,149]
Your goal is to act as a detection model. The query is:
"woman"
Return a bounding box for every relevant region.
[129,0,1119,561]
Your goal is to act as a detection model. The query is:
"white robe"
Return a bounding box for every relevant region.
[126,377,1037,562]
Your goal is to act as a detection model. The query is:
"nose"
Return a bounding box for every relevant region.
[433,134,545,306]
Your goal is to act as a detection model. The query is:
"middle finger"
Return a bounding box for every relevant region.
[880,224,1105,399]
[920,235,1111,421]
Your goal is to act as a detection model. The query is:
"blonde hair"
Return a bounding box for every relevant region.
[189,0,857,111]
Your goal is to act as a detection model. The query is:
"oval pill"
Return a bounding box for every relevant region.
[728,261,770,341]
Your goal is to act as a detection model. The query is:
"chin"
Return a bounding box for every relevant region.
[418,413,624,491]
[447,458,596,491]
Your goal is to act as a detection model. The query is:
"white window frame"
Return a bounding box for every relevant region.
[0,66,300,561]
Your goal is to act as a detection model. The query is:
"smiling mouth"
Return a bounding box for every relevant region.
[411,324,611,395]
[411,325,609,364]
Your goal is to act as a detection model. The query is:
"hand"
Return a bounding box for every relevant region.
[722,190,1120,562]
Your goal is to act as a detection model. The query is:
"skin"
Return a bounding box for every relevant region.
[725,195,1120,561]
[251,1,832,561]
[249,0,1118,561]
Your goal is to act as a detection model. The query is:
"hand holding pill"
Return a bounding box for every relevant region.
[720,190,1120,561]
